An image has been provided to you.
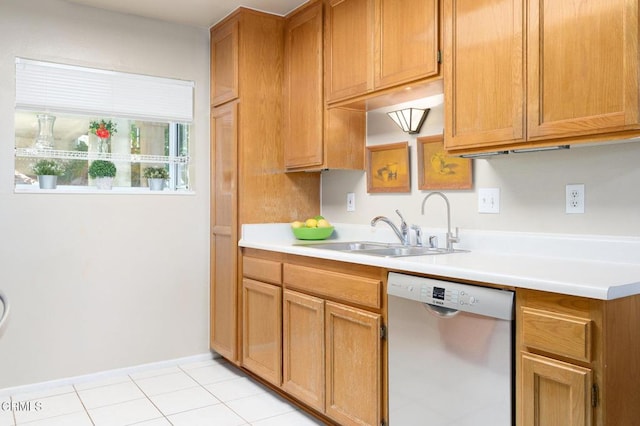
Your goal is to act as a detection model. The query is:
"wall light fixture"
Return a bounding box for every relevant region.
[386,108,429,134]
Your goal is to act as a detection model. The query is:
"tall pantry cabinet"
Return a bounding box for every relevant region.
[210,8,320,363]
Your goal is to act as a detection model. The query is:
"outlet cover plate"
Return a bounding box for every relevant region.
[478,188,500,213]
[566,184,585,214]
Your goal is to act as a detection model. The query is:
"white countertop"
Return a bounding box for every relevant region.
[239,223,640,300]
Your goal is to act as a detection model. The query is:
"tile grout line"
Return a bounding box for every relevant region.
[10,389,87,426]
[10,395,16,426]
[127,373,173,426]
[177,364,257,425]
[71,385,96,426]
[178,364,300,426]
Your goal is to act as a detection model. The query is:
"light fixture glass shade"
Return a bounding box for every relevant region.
[387,108,429,134]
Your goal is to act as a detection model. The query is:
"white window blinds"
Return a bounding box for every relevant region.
[15,58,194,123]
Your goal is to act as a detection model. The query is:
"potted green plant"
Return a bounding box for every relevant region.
[143,167,169,191]
[32,159,64,189]
[88,160,117,190]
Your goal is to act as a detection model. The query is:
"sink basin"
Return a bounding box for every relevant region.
[295,241,468,257]
[297,241,393,251]
[356,246,451,257]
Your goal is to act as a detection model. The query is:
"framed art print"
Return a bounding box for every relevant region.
[417,135,472,190]
[366,142,410,193]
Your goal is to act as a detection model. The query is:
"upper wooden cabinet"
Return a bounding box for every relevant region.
[373,0,439,91]
[325,0,440,104]
[284,2,324,169]
[325,0,372,103]
[445,0,640,153]
[211,18,239,107]
[526,0,639,141]
[284,1,365,171]
[443,0,525,150]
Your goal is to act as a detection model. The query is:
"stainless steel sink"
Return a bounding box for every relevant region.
[295,241,468,257]
[356,246,452,257]
[297,241,393,251]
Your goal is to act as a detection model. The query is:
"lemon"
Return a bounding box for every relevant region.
[314,215,325,221]
[317,219,332,228]
[291,221,304,229]
[305,218,318,228]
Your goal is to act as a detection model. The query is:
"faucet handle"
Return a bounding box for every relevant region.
[450,227,460,243]
[395,210,410,245]
[410,224,423,246]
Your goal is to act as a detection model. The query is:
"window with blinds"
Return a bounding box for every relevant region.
[14,58,194,193]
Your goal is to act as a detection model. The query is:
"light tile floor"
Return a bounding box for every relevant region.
[0,358,325,426]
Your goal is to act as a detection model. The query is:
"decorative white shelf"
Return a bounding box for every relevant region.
[15,148,190,165]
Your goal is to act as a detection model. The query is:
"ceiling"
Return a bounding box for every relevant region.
[63,0,308,28]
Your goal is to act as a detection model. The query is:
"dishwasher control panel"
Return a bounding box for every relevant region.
[387,272,513,320]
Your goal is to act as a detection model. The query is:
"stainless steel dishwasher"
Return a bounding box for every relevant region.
[387,272,514,425]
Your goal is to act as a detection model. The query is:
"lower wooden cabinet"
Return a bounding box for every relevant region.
[516,289,640,426]
[325,301,381,426]
[521,352,592,426]
[282,290,325,412]
[241,250,386,425]
[282,260,384,426]
[242,278,282,387]
[281,289,382,426]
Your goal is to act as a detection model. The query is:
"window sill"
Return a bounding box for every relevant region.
[14,184,195,195]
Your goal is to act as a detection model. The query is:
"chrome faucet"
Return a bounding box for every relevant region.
[421,192,459,252]
[371,209,409,245]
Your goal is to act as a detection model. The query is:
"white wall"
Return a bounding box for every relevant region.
[0,0,210,388]
[322,96,640,237]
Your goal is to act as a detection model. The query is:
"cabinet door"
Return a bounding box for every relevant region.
[282,290,325,412]
[373,0,439,90]
[211,18,239,107]
[443,0,525,151]
[325,0,373,103]
[210,103,238,361]
[520,352,593,426]
[323,107,365,170]
[325,302,381,426]
[284,1,324,169]
[242,278,282,386]
[527,0,640,140]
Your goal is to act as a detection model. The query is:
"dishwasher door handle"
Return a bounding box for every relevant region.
[423,302,460,318]
[0,290,9,332]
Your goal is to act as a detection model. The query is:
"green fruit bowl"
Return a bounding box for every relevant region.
[291,226,335,240]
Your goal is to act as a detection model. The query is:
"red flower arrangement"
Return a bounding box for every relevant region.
[89,120,118,139]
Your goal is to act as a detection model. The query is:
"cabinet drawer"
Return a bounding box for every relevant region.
[283,263,381,309]
[243,257,282,285]
[521,307,592,362]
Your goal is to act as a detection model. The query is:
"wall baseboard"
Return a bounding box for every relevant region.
[0,352,219,398]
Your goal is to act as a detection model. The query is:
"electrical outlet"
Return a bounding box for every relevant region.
[478,188,500,213]
[566,184,585,214]
[347,192,355,212]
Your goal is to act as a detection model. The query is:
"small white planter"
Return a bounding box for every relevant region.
[148,178,165,191]
[37,175,57,189]
[94,177,114,190]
